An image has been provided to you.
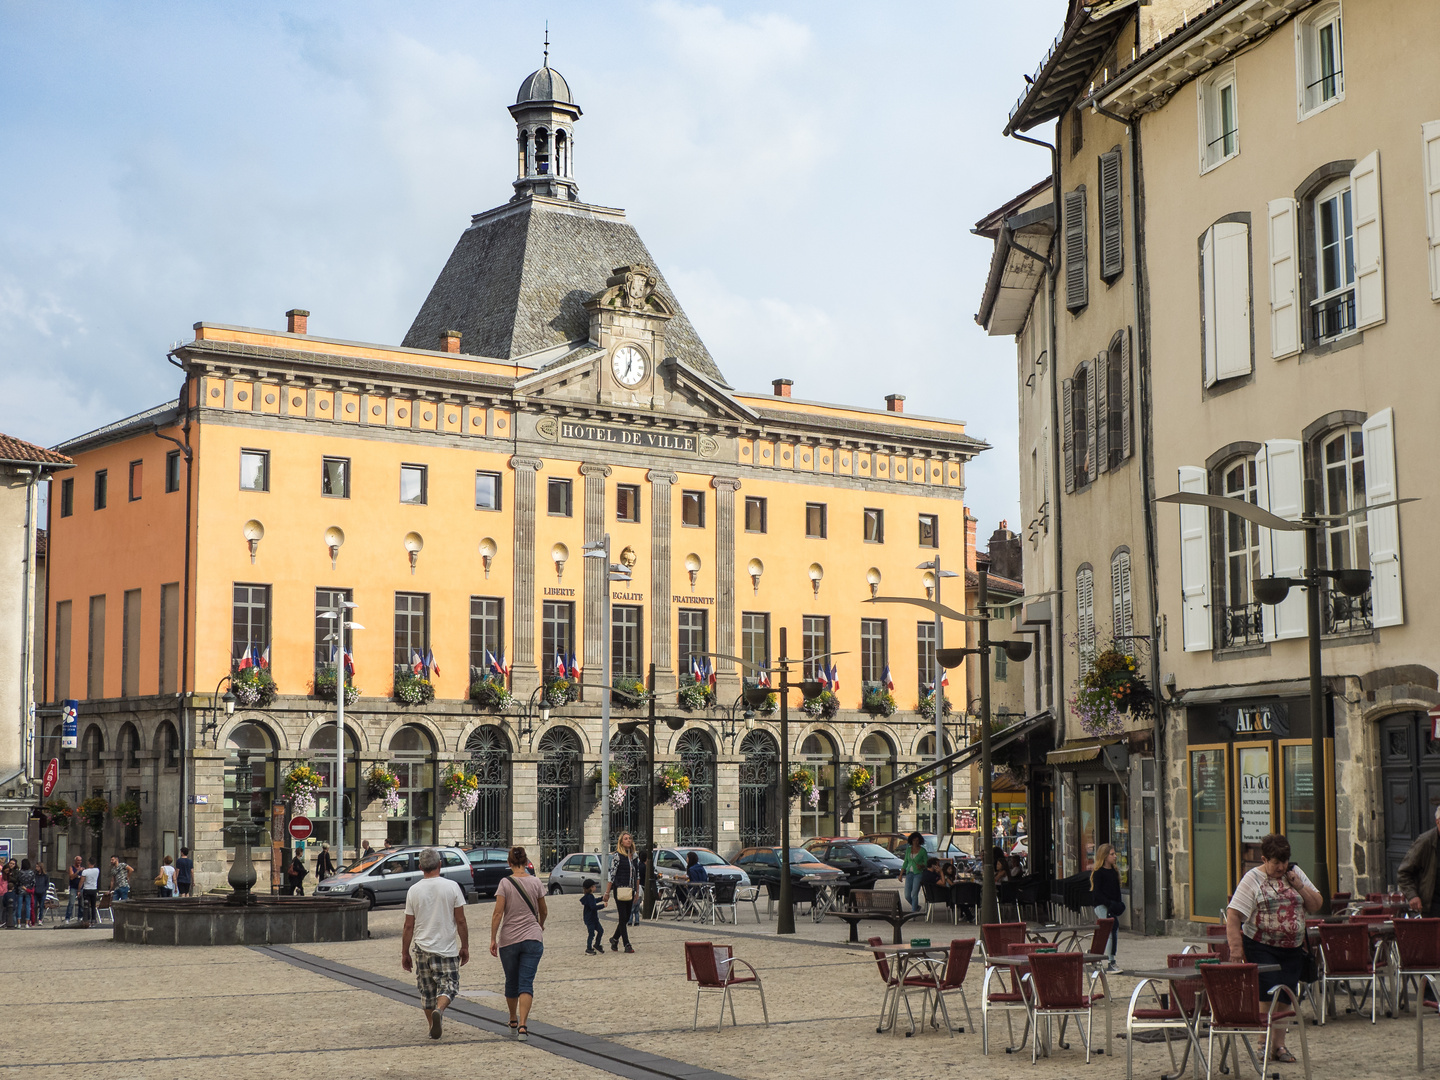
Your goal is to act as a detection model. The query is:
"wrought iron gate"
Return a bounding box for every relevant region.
[739,730,779,848]
[537,727,581,871]
[465,725,511,847]
[675,729,717,849]
[609,729,651,854]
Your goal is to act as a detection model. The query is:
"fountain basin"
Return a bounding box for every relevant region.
[112,896,368,946]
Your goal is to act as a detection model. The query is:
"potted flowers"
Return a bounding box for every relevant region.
[678,682,712,712]
[788,768,819,808]
[612,677,650,709]
[469,675,515,711]
[443,769,481,813]
[658,764,692,810]
[393,667,435,706]
[1071,643,1153,737]
[43,797,73,829]
[862,686,897,717]
[79,796,109,834]
[284,763,325,816]
[367,765,401,812]
[917,692,953,720]
[114,800,142,829]
[544,676,579,707]
[313,665,361,707]
[800,689,840,719]
[231,665,278,707]
[846,766,873,798]
[590,764,624,806]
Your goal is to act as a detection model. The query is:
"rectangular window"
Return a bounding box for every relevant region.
[164,450,181,493]
[681,490,705,527]
[916,621,936,698]
[469,597,503,677]
[94,470,108,510]
[677,608,708,677]
[239,450,269,492]
[400,464,427,505]
[1297,4,1344,117]
[121,588,141,697]
[860,618,887,685]
[232,584,271,665]
[918,514,938,548]
[805,502,827,539]
[541,601,574,676]
[612,605,643,679]
[475,471,502,511]
[322,457,350,498]
[1313,181,1356,341]
[616,484,640,522]
[87,594,106,699]
[128,460,143,501]
[744,496,767,533]
[741,612,770,677]
[802,615,830,682]
[159,582,179,695]
[54,599,72,701]
[393,592,430,669]
[1199,65,1239,172]
[863,508,884,543]
[315,587,355,669]
[60,477,73,518]
[547,477,572,516]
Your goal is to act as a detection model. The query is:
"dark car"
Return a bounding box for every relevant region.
[810,840,905,888]
[463,847,534,898]
[863,832,967,862]
[733,847,844,889]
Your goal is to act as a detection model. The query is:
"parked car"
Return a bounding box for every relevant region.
[313,845,475,908]
[808,840,905,888]
[732,847,844,889]
[463,847,535,898]
[800,836,848,855]
[652,846,751,887]
[863,832,966,861]
[546,850,609,895]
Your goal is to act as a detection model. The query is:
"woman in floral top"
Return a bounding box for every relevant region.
[1225,833,1322,1064]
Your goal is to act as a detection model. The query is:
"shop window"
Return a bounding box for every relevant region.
[1189,746,1231,921]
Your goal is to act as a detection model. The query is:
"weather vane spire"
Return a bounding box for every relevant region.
[543,22,549,66]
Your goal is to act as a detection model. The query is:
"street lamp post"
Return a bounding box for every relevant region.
[320,598,363,869]
[583,535,632,873]
[778,627,795,936]
[918,557,959,836]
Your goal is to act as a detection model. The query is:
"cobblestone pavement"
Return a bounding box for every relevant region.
[3,898,1433,1080]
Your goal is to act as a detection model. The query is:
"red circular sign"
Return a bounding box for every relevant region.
[288,816,313,840]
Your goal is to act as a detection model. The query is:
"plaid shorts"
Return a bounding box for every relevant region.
[413,947,460,1010]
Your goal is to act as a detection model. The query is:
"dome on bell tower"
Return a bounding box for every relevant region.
[516,65,573,105]
[508,45,582,203]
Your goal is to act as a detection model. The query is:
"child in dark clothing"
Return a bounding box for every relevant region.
[581,879,606,954]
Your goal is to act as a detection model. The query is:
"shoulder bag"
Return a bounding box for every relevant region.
[504,874,541,921]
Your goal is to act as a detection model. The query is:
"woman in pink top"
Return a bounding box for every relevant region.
[490,846,547,1041]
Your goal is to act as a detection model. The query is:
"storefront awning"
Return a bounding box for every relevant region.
[1171,679,1309,704]
[1046,737,1122,765]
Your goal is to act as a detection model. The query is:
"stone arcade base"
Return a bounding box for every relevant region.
[112,896,368,946]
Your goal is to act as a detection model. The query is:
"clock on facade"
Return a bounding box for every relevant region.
[611,345,647,387]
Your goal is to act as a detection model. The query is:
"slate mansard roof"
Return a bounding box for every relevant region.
[402,197,728,386]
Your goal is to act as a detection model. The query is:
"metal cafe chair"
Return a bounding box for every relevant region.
[1200,963,1310,1080]
[684,941,768,1031]
[1315,922,1387,1024]
[1123,953,1209,1080]
[1028,951,1102,1064]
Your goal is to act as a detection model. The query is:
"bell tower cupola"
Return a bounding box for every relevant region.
[509,36,581,202]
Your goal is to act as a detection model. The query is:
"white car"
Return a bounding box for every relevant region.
[653,846,752,888]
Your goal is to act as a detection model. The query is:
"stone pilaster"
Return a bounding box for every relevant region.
[580,463,612,693]
[648,469,678,692]
[511,457,544,696]
[712,477,742,700]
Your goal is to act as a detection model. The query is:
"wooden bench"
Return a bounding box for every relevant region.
[827,888,926,944]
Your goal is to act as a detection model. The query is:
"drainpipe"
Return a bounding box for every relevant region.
[18,467,39,789]
[160,354,194,852]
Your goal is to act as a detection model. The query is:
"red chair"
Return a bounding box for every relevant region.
[1367,893,1384,903]
[683,942,768,1031]
[1392,918,1440,1014]
[1088,917,1117,965]
[1205,924,1229,937]
[1332,892,1352,903]
[924,938,976,1036]
[981,921,1029,963]
[1200,963,1310,1080]
[980,941,1040,1054]
[1124,954,1208,1080]
[1315,923,1386,1024]
[866,936,935,1035]
[1028,952,1101,1063]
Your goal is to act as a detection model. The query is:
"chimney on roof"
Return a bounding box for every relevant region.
[885,394,905,413]
[772,379,793,397]
[987,521,1023,582]
[440,330,462,354]
[286,309,309,334]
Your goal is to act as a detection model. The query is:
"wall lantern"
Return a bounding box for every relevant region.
[404,531,424,575]
[479,536,498,578]
[325,526,345,570]
[922,570,937,601]
[747,557,764,596]
[552,542,569,582]
[685,552,702,591]
[808,562,824,599]
[866,566,882,599]
[243,519,265,564]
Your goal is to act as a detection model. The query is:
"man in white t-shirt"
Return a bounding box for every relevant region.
[401,848,469,1040]
[79,860,101,926]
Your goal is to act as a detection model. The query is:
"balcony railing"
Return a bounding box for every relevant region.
[1312,290,1356,341]
[1220,603,1265,648]
[1323,581,1372,635]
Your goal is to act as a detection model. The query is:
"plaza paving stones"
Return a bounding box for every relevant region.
[0,899,1431,1079]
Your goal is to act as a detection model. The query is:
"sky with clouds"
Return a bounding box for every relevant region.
[0,1,1063,545]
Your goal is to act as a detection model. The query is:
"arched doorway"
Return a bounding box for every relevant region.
[916,733,953,834]
[465,726,512,847]
[308,724,359,857]
[739,730,780,848]
[610,728,650,855]
[857,732,897,836]
[388,725,435,846]
[225,722,277,843]
[798,732,838,838]
[675,729,717,849]
[537,727,582,871]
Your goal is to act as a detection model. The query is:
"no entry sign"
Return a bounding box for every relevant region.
[288,815,313,841]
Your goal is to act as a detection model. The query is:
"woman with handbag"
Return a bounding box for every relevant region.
[490,846,547,1042]
[156,856,177,897]
[603,832,639,953]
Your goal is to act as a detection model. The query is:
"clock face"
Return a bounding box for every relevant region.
[611,345,647,387]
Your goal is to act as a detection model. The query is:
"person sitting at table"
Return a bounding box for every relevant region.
[919,858,943,891]
[939,860,958,887]
[993,848,1010,884]
[685,851,709,884]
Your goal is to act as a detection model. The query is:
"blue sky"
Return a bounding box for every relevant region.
[0,1,1063,547]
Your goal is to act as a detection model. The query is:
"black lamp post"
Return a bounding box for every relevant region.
[199,675,237,747]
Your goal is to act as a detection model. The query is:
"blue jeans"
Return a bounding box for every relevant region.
[904,872,923,912]
[114,886,130,901]
[16,892,32,925]
[499,939,544,999]
[585,921,603,950]
[1094,903,1121,959]
[65,887,77,921]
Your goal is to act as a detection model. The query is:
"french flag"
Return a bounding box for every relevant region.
[827,662,839,692]
[236,646,254,671]
[706,659,716,689]
[342,650,355,677]
[555,652,567,676]
[259,646,270,670]
[567,653,581,680]
[882,664,894,691]
[411,650,425,676]
[690,656,703,684]
[425,648,440,678]
[250,643,263,670]
[816,663,830,690]
[757,669,770,688]
[940,669,950,688]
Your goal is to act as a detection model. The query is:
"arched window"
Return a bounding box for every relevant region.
[308,724,360,855]
[388,725,435,846]
[856,732,896,835]
[534,126,551,174]
[224,722,277,842]
[465,726,511,848]
[120,722,140,769]
[1320,425,1371,632]
[916,733,953,834]
[798,732,837,838]
[156,721,179,769]
[1219,455,1263,646]
[555,128,568,177]
[739,730,780,848]
[537,727,582,870]
[1110,551,1134,641]
[609,729,650,854]
[675,729,717,849]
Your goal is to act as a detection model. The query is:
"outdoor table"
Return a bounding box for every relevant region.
[1029,923,1084,951]
[1121,963,1282,1080]
[860,942,950,1036]
[810,880,849,923]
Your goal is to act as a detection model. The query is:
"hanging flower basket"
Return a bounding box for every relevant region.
[1071,643,1153,737]
[43,798,74,830]
[862,688,897,717]
[678,682,713,712]
[754,691,779,716]
[313,665,361,707]
[113,799,142,828]
[917,781,936,806]
[788,768,819,808]
[800,689,840,719]
[231,665,278,707]
[589,764,624,806]
[612,678,651,709]
[658,763,692,810]
[917,693,953,720]
[443,768,480,812]
[79,796,109,834]
[469,676,515,711]
[284,763,324,816]
[545,676,579,707]
[846,766,873,797]
[367,765,401,813]
[393,669,435,706]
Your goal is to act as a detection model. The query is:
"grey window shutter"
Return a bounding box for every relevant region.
[1099,150,1123,280]
[1085,362,1098,487]
[1095,352,1110,475]
[1062,378,1075,494]
[1065,188,1088,311]
[1120,328,1133,461]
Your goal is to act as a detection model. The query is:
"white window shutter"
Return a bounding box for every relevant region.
[1423,122,1440,302]
[1112,551,1134,639]
[1351,151,1386,329]
[1085,362,1098,485]
[1077,568,1096,675]
[1119,328,1133,460]
[1062,378,1076,494]
[1096,352,1110,475]
[1178,466,1212,652]
[1362,408,1404,627]
[1255,439,1307,641]
[1202,227,1219,386]
[1268,198,1301,358]
[1214,221,1252,380]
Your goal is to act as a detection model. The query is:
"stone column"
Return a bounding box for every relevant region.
[581,463,612,694]
[511,457,544,697]
[712,477,742,701]
[647,469,678,692]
